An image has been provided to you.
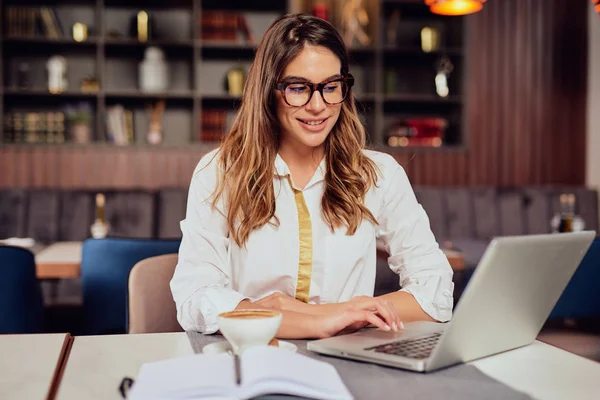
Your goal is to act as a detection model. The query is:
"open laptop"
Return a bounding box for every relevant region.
[307,231,596,372]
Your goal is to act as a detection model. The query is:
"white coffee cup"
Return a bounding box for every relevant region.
[217,309,282,355]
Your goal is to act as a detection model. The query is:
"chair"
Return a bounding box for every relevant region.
[0,245,44,333]
[550,237,600,319]
[80,238,181,335]
[538,237,600,361]
[128,254,183,334]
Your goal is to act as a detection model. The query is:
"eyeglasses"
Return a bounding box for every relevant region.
[276,74,354,107]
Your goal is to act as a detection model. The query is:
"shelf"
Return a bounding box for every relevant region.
[200,42,257,60]
[3,36,99,45]
[201,95,242,108]
[201,0,286,12]
[384,46,463,56]
[105,91,194,100]
[384,94,462,104]
[3,88,98,99]
[105,39,194,48]
[0,0,467,151]
[105,39,194,58]
[4,0,94,5]
[104,0,193,9]
[2,37,98,53]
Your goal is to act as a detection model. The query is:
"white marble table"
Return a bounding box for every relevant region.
[472,340,600,400]
[55,332,193,400]
[55,332,600,400]
[0,333,71,400]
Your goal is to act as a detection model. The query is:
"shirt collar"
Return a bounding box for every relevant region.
[274,154,327,189]
[274,153,290,177]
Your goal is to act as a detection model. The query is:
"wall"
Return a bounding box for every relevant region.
[0,0,591,189]
[394,0,588,187]
[587,2,600,225]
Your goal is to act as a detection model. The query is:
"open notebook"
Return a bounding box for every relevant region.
[127,346,353,400]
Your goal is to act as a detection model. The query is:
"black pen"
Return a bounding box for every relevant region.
[234,354,241,385]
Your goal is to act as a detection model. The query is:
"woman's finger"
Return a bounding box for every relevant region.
[371,300,396,330]
[361,311,391,332]
[382,299,402,331]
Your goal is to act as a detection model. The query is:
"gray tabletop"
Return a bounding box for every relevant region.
[187,332,532,400]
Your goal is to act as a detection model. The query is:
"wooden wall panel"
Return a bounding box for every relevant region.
[394,0,589,188]
[0,0,589,190]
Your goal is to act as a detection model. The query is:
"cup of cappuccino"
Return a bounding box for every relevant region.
[217,309,282,354]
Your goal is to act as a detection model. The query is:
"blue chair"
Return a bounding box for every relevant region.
[81,238,181,335]
[0,245,44,333]
[550,237,600,318]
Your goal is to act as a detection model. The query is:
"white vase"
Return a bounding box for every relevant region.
[139,47,168,93]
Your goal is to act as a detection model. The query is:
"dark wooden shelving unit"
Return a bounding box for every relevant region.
[1,0,467,150]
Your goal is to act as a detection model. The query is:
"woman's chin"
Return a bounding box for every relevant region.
[301,134,328,149]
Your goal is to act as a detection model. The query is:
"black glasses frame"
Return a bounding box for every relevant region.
[275,74,355,107]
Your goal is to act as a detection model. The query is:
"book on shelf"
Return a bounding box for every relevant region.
[386,117,447,148]
[127,346,353,400]
[106,105,134,145]
[3,111,65,144]
[4,6,63,39]
[200,11,253,44]
[39,7,64,39]
[200,109,228,142]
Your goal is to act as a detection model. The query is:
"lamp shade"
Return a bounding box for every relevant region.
[594,0,600,14]
[425,0,486,16]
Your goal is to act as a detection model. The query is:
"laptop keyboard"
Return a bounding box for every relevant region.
[364,332,442,359]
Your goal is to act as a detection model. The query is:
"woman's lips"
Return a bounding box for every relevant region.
[297,117,329,132]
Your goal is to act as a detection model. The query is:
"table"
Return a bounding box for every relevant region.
[55,332,600,400]
[35,241,465,279]
[35,242,82,279]
[55,333,192,400]
[443,248,465,271]
[0,333,72,400]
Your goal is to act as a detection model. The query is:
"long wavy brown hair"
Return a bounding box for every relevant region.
[211,14,379,247]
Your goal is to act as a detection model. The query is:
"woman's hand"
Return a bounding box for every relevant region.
[316,309,391,338]
[343,296,404,332]
[254,292,313,314]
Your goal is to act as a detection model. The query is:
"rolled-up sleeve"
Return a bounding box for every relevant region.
[170,152,247,333]
[376,158,454,322]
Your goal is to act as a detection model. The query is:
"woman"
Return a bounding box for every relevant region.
[170,14,453,339]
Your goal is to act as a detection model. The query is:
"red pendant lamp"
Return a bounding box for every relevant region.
[425,0,486,16]
[594,0,600,14]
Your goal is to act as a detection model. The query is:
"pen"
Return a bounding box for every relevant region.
[234,354,241,385]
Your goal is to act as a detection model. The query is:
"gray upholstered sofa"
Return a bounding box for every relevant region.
[1,185,598,312]
[1,186,598,260]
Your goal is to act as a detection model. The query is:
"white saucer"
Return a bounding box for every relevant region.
[202,340,297,354]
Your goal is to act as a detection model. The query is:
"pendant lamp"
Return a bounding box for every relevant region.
[594,0,600,15]
[425,0,486,16]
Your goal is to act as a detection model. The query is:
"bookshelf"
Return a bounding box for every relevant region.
[0,0,467,150]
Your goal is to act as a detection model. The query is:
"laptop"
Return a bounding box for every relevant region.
[307,231,596,372]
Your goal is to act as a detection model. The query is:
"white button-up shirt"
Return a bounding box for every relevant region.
[170,149,454,333]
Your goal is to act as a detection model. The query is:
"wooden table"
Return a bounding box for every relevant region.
[442,248,465,271]
[35,242,82,279]
[36,241,464,279]
[54,332,600,400]
[376,248,465,272]
[0,333,72,400]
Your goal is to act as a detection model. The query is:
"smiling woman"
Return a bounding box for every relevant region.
[170,14,455,340]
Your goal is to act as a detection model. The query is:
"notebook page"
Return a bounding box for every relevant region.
[128,353,238,400]
[241,347,353,400]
